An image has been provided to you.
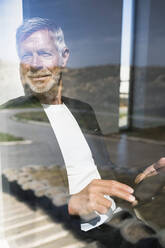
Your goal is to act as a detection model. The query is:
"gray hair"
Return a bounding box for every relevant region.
[16,17,68,60]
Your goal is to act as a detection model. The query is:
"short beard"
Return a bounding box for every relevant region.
[23,72,62,97]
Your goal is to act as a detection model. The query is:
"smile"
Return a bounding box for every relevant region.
[29,75,51,80]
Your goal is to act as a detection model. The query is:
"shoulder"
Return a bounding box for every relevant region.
[62,96,94,112]
[0,96,41,109]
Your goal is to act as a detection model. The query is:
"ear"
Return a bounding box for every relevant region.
[61,48,69,67]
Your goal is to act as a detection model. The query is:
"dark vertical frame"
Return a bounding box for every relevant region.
[127,0,136,130]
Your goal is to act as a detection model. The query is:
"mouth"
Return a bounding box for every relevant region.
[28,74,51,81]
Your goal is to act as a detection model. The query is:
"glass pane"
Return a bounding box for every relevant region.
[23,0,122,135]
[1,1,124,247]
[1,1,165,247]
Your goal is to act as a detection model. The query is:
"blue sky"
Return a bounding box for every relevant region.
[1,0,165,67]
[23,0,165,68]
[23,0,123,68]
[0,0,122,67]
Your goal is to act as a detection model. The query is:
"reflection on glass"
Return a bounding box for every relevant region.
[133,159,165,229]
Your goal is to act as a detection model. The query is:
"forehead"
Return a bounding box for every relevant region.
[20,29,56,52]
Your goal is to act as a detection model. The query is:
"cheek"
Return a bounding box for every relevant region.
[20,64,29,82]
[49,66,62,77]
[43,55,60,68]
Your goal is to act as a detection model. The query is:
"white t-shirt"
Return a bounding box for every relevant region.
[42,103,100,194]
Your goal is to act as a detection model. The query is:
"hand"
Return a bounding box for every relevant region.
[135,157,165,184]
[68,179,135,216]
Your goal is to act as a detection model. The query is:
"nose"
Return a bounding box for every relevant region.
[30,53,43,71]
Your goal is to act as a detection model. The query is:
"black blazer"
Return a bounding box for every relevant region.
[3,95,112,168]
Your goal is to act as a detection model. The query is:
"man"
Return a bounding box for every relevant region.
[4,17,136,228]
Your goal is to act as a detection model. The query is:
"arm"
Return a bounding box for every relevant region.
[64,99,135,219]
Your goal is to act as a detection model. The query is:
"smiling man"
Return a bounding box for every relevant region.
[3,17,137,230]
[18,26,69,103]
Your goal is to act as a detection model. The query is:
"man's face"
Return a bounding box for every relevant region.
[19,29,62,94]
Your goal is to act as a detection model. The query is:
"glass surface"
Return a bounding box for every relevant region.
[1,1,165,247]
[0,1,123,247]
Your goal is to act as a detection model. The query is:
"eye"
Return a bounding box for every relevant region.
[21,53,33,61]
[38,51,52,57]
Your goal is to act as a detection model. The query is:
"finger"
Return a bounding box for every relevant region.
[144,164,155,173]
[95,185,135,203]
[145,170,158,178]
[135,173,146,184]
[92,179,134,194]
[95,194,112,209]
[135,171,157,184]
[132,199,138,207]
[135,165,157,184]
[110,189,135,203]
[95,203,109,214]
[90,180,135,203]
[83,195,110,215]
[112,181,134,194]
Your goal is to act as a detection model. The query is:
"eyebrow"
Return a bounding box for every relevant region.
[37,49,53,52]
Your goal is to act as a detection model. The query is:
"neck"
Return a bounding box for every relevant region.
[36,91,62,105]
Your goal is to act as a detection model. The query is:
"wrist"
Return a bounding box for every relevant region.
[68,195,78,215]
